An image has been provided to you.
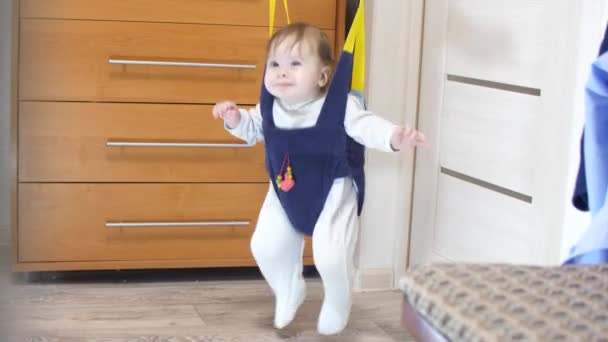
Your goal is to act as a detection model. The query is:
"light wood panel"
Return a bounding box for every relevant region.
[20,20,260,104]
[18,183,314,268]
[446,0,547,88]
[19,101,267,182]
[15,305,205,332]
[433,173,534,263]
[20,0,337,30]
[18,183,270,263]
[20,19,334,104]
[440,80,540,196]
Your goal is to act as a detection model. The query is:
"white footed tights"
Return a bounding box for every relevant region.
[250,181,359,335]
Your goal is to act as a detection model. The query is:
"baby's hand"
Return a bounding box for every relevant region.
[212,101,242,129]
[390,125,426,151]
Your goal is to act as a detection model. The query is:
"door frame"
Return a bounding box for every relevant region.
[357,0,426,289]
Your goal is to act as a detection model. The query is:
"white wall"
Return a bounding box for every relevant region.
[355,0,422,289]
[0,0,13,247]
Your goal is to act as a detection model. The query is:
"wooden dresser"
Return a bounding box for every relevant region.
[13,0,345,271]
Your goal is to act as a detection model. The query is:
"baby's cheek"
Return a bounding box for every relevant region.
[263,75,273,90]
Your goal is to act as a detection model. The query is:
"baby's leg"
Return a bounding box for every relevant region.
[312,180,359,335]
[250,184,306,329]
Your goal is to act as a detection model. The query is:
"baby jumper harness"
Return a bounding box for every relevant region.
[262,0,367,235]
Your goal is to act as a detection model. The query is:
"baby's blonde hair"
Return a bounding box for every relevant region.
[267,22,334,91]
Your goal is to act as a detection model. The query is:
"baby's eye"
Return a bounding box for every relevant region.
[268,61,279,67]
[291,61,301,66]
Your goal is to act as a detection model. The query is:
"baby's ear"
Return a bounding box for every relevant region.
[318,66,331,88]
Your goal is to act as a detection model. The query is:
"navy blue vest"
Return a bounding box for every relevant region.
[261,52,365,236]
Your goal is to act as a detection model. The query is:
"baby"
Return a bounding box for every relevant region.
[213,22,425,335]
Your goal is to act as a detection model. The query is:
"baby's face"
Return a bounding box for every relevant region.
[264,37,329,105]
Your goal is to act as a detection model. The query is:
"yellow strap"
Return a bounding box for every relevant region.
[283,0,291,25]
[344,0,365,91]
[269,0,291,37]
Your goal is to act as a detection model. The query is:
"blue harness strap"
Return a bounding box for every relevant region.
[261,52,365,235]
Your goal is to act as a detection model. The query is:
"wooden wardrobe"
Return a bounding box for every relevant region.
[12,0,345,271]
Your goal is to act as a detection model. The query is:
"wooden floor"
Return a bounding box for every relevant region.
[0,248,413,341]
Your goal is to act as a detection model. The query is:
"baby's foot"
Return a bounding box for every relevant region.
[274,277,306,329]
[317,299,351,335]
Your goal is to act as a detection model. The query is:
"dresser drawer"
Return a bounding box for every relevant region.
[20,19,262,104]
[19,101,267,182]
[18,183,317,263]
[20,19,335,103]
[21,0,337,29]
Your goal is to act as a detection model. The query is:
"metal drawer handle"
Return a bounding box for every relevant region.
[106,141,255,148]
[106,221,251,228]
[109,58,256,70]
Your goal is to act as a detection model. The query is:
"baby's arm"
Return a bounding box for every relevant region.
[212,101,264,145]
[344,95,425,151]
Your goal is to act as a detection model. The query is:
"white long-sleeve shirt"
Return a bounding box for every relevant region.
[227,94,397,152]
